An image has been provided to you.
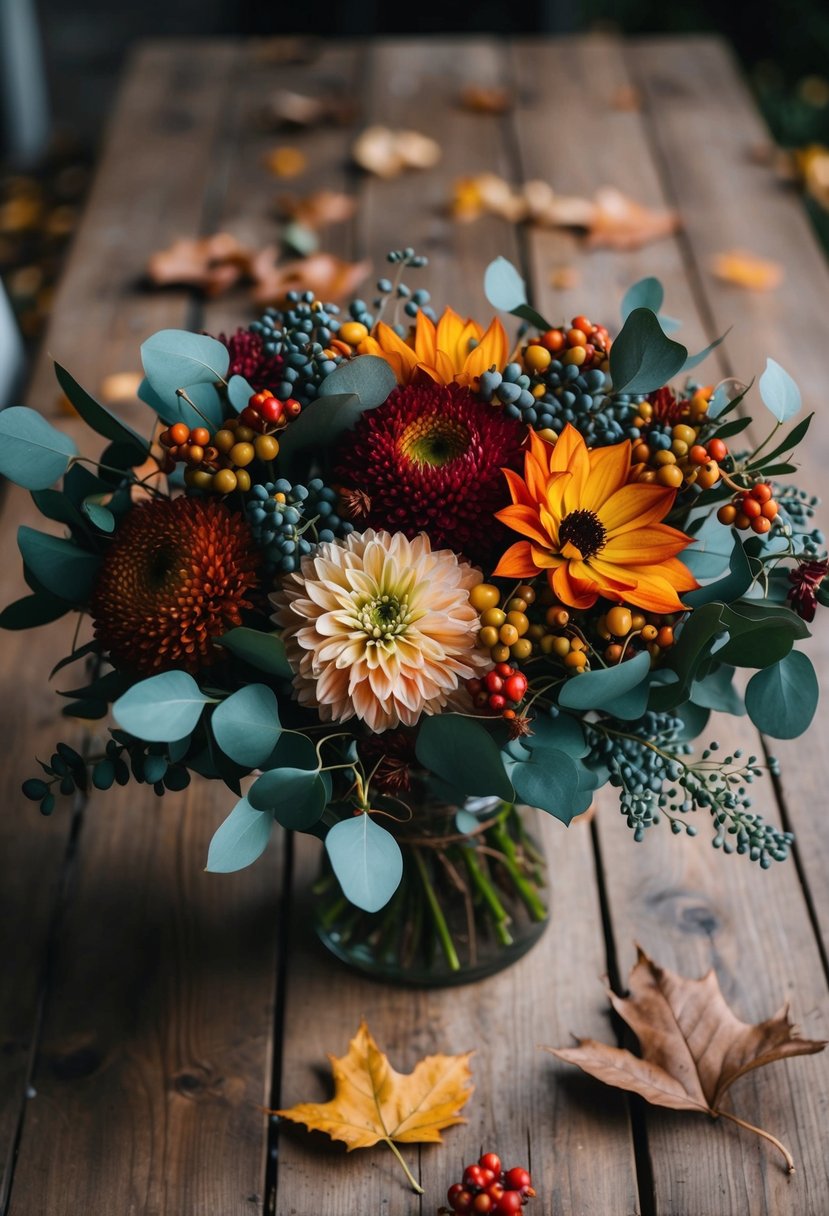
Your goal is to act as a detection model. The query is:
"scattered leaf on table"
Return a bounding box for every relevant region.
[352,126,441,177]
[251,248,370,307]
[545,946,825,1173]
[265,146,309,178]
[549,266,581,290]
[711,249,784,291]
[610,84,643,111]
[146,233,252,296]
[275,1019,474,1193]
[260,87,356,129]
[458,84,514,113]
[277,190,357,229]
[100,372,143,404]
[586,187,680,250]
[794,144,829,210]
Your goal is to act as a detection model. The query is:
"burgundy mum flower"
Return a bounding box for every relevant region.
[219,328,284,392]
[334,381,526,566]
[787,559,829,623]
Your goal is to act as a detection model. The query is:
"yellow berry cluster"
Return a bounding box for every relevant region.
[595,604,677,662]
[181,417,282,494]
[629,388,723,491]
[470,582,537,664]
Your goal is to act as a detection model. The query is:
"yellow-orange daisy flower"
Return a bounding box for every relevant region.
[493,425,698,614]
[358,307,508,387]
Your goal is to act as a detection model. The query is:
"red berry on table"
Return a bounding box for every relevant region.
[472,1195,493,1214]
[478,1168,496,1187]
[448,1183,467,1207]
[463,1165,485,1190]
[451,1191,474,1213]
[504,1166,532,1191]
[486,1183,505,1203]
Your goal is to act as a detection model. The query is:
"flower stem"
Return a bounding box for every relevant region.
[384,1137,424,1193]
[715,1108,795,1174]
[462,847,513,946]
[413,848,461,971]
[489,822,547,921]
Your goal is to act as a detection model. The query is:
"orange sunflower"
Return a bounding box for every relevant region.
[358,307,509,387]
[493,425,698,613]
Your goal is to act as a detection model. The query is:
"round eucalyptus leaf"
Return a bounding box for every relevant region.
[745,650,818,739]
[248,766,327,830]
[113,671,210,742]
[211,684,282,768]
[206,797,273,873]
[0,407,78,490]
[325,814,403,913]
[415,714,513,800]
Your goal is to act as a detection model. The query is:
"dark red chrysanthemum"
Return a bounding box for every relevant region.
[219,328,283,391]
[788,558,829,623]
[334,381,526,565]
[91,497,261,676]
[358,730,418,794]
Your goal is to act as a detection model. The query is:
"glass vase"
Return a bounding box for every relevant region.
[313,796,549,987]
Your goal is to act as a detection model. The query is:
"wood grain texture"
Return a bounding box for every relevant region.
[626,34,829,972]
[5,40,283,1216]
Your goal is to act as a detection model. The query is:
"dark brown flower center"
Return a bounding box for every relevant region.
[559,509,607,559]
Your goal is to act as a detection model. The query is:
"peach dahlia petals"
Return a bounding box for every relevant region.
[271,529,489,732]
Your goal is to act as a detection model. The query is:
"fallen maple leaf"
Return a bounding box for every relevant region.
[546,947,825,1173]
[275,1020,474,1193]
[265,146,309,179]
[711,249,784,291]
[146,233,252,296]
[352,126,441,177]
[458,84,514,114]
[277,190,357,229]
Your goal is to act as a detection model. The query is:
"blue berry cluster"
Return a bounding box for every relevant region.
[371,247,435,333]
[585,713,792,866]
[775,485,825,558]
[250,292,345,407]
[246,478,354,572]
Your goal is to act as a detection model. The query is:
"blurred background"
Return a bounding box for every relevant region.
[1,0,828,375]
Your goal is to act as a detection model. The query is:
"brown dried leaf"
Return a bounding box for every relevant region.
[353,126,441,178]
[100,372,143,403]
[251,248,370,307]
[546,947,825,1172]
[277,190,357,229]
[274,1020,474,1193]
[146,233,252,297]
[260,87,356,129]
[610,84,643,111]
[795,143,829,210]
[549,266,581,291]
[586,186,680,250]
[458,85,514,114]
[711,249,784,291]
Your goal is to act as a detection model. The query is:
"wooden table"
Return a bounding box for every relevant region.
[2,35,829,1216]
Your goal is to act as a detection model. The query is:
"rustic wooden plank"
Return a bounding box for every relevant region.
[272,37,639,1216]
[626,34,829,966]
[5,41,286,1216]
[511,33,829,1215]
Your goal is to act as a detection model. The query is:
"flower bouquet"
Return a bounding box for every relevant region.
[1,249,823,985]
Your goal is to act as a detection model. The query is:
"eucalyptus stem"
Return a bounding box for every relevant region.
[412,848,460,971]
[489,822,547,921]
[461,847,514,946]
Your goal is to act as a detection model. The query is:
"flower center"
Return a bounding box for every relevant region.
[398,416,470,468]
[356,593,413,642]
[558,509,607,560]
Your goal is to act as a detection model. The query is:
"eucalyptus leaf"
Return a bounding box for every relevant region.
[685,534,754,608]
[558,650,651,713]
[211,684,282,768]
[510,748,586,824]
[31,488,87,530]
[680,329,730,374]
[216,628,293,678]
[649,603,726,712]
[248,765,327,829]
[82,500,115,533]
[227,374,255,412]
[0,407,78,490]
[325,814,403,913]
[17,526,100,602]
[141,329,229,397]
[113,670,211,742]
[276,392,365,463]
[483,257,549,331]
[522,712,589,758]
[745,650,818,739]
[759,357,801,422]
[54,363,148,452]
[747,412,813,468]
[0,592,69,629]
[206,797,273,873]
[621,276,664,319]
[415,714,513,800]
[682,511,735,581]
[318,354,396,406]
[609,308,688,395]
[690,664,745,715]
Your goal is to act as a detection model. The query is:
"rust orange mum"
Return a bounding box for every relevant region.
[493,425,698,613]
[91,497,260,675]
[358,306,509,386]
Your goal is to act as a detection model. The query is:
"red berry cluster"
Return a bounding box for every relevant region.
[238,389,301,433]
[717,482,779,535]
[444,1153,535,1214]
[466,665,528,718]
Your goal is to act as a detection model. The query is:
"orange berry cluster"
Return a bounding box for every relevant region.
[160,391,301,495]
[629,389,725,491]
[717,482,779,535]
[596,604,677,663]
[522,314,611,376]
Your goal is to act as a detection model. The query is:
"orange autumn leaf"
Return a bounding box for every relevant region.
[545,947,825,1173]
[275,1020,474,1193]
[264,146,308,178]
[146,233,252,297]
[711,249,784,292]
[277,189,357,229]
[352,126,441,178]
[586,186,680,250]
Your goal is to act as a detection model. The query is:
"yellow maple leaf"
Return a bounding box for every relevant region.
[275,1020,474,1193]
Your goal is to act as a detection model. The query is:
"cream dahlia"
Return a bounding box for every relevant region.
[271,529,489,732]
